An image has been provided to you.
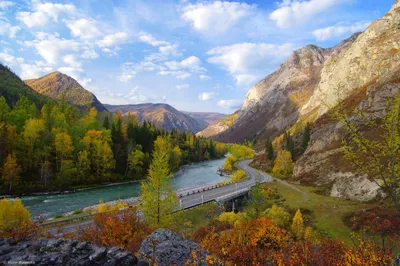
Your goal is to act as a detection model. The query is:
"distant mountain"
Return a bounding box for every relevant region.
[0,63,48,107]
[24,72,107,112]
[183,111,226,125]
[196,110,241,138]
[105,103,208,132]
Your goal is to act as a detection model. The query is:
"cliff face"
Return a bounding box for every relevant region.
[197,110,241,138]
[25,72,107,112]
[218,1,400,201]
[218,34,359,143]
[293,1,400,201]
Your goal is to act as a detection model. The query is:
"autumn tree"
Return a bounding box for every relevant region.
[140,136,178,226]
[265,204,290,227]
[2,153,22,194]
[54,132,74,171]
[273,149,295,178]
[0,197,30,232]
[332,91,400,212]
[266,136,274,160]
[170,145,182,172]
[77,150,91,184]
[127,145,145,177]
[292,209,304,240]
[23,118,45,169]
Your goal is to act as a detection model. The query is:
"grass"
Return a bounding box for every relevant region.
[266,179,388,245]
[172,202,221,238]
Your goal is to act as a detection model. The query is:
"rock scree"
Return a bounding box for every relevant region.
[138,228,211,266]
[0,238,138,266]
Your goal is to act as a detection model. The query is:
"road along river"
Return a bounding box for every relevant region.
[20,157,230,219]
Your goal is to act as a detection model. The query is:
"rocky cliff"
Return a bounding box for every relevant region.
[219,0,400,201]
[217,33,359,143]
[197,110,241,138]
[293,0,400,201]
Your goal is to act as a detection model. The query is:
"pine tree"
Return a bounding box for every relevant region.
[301,124,311,153]
[265,136,274,160]
[140,136,178,226]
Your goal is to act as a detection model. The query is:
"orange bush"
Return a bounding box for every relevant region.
[75,209,153,253]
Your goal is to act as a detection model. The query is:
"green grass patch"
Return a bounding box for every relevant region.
[267,180,380,245]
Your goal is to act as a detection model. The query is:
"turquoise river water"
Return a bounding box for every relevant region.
[20,157,229,219]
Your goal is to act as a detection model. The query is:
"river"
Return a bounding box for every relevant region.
[21,157,229,219]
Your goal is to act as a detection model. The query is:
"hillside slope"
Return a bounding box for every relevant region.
[293,0,400,201]
[217,33,360,143]
[105,103,207,132]
[196,110,241,138]
[0,64,48,107]
[25,72,107,112]
[183,111,226,125]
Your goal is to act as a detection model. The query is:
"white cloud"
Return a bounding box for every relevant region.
[126,86,148,103]
[0,53,52,79]
[17,3,77,28]
[176,84,189,90]
[234,74,257,86]
[176,72,191,79]
[57,67,92,87]
[62,54,81,68]
[217,99,242,109]
[0,52,24,66]
[24,33,81,65]
[97,32,129,47]
[138,32,169,46]
[313,21,370,41]
[165,56,205,72]
[270,0,350,29]
[0,21,20,38]
[66,19,102,40]
[208,42,294,85]
[0,1,14,9]
[81,49,99,59]
[199,74,211,80]
[199,92,218,101]
[182,1,256,35]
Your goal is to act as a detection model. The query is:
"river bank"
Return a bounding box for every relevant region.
[20,157,230,219]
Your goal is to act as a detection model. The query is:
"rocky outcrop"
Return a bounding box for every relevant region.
[138,228,211,266]
[0,238,138,266]
[293,1,400,201]
[217,33,359,143]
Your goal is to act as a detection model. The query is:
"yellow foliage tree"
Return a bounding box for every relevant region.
[2,153,22,194]
[230,169,247,182]
[54,132,74,171]
[292,209,304,239]
[265,204,290,227]
[272,149,294,178]
[0,197,30,232]
[218,212,247,226]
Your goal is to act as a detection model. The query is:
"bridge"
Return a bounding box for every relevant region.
[44,159,273,234]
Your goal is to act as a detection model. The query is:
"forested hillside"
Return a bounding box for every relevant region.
[0,69,226,195]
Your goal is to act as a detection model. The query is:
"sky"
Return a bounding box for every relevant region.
[0,0,395,113]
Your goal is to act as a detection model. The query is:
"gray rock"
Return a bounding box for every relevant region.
[138,228,212,266]
[0,238,138,266]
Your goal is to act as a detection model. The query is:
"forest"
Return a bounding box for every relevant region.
[0,96,227,195]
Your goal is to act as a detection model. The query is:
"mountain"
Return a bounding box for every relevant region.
[24,72,107,112]
[0,63,48,107]
[196,110,241,138]
[220,0,400,201]
[216,33,360,143]
[183,111,226,125]
[105,103,208,132]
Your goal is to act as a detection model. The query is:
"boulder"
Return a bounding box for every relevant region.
[0,238,138,266]
[138,228,211,266]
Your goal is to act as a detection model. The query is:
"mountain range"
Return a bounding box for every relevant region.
[105,103,224,132]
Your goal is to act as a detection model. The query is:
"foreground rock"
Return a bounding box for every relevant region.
[138,228,212,266]
[0,238,138,266]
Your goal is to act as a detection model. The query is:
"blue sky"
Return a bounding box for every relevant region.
[0,0,394,113]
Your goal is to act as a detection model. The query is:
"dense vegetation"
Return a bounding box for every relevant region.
[0,95,226,195]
